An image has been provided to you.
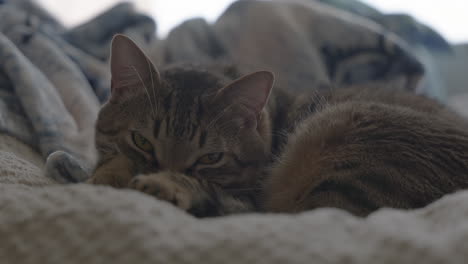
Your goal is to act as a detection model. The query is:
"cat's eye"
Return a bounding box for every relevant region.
[197,153,224,165]
[131,132,153,153]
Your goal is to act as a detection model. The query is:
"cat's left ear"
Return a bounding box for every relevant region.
[215,71,274,123]
[109,34,161,103]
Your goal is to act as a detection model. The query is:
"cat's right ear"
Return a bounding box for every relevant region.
[109,34,160,104]
[214,71,274,127]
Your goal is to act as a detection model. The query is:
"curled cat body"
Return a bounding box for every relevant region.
[89,34,468,217]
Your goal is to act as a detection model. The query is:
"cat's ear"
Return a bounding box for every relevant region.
[109,34,160,103]
[215,71,274,124]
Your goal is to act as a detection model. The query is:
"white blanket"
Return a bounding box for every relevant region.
[1,136,467,264]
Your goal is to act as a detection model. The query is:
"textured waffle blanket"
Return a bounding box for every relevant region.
[0,0,464,263]
[2,149,468,263]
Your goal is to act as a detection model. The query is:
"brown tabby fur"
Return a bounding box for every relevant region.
[89,35,468,217]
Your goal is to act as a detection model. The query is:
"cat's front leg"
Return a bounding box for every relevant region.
[88,155,134,187]
[128,172,253,217]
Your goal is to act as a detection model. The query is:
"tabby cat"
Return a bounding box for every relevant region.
[89,34,468,217]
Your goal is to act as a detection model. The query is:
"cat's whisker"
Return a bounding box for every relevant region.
[130,65,156,119]
[270,154,282,163]
[145,57,159,115]
[209,96,270,131]
[309,89,328,111]
[113,143,122,154]
[206,102,237,129]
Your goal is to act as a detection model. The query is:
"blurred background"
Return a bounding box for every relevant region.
[34,0,468,114]
[36,0,468,43]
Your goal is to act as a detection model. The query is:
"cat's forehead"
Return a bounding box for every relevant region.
[160,67,227,95]
[128,66,241,140]
[142,67,224,139]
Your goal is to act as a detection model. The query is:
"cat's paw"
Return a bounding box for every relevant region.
[128,174,192,210]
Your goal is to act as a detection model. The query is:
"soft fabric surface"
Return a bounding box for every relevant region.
[2,151,468,263]
[1,1,468,263]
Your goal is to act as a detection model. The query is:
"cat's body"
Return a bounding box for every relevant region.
[265,87,468,215]
[90,35,468,217]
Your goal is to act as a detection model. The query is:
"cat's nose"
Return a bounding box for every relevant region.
[156,161,188,174]
[157,154,192,173]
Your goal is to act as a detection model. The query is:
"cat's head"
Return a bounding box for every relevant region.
[95,35,274,190]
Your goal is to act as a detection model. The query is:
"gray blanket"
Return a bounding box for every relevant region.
[0,0,449,182]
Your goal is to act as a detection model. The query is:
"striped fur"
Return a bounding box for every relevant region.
[263,87,468,216]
